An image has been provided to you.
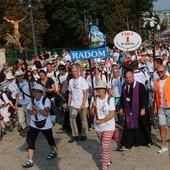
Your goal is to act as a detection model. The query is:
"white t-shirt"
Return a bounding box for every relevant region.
[110,77,123,97]
[0,93,11,122]
[146,61,154,72]
[7,80,17,99]
[63,54,71,61]
[15,80,31,106]
[133,70,147,85]
[27,95,52,130]
[33,73,40,81]
[90,95,115,132]
[56,72,68,85]
[68,76,89,108]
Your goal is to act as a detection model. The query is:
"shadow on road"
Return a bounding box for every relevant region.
[77,138,101,169]
[18,132,60,170]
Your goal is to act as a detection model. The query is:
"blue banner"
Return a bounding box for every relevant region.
[70,48,108,61]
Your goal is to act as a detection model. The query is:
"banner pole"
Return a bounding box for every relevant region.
[88,59,99,120]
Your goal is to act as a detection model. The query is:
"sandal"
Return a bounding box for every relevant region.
[22,161,34,168]
[47,151,57,160]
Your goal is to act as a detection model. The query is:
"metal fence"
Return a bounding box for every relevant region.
[5,47,73,61]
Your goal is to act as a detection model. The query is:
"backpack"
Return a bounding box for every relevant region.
[0,92,5,103]
[41,95,53,114]
[53,71,57,78]
[42,95,48,105]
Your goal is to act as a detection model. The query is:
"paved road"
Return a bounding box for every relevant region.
[0,121,170,170]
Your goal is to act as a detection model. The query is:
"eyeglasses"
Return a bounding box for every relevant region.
[157,71,164,74]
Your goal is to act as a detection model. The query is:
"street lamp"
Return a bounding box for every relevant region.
[18,0,41,57]
[142,11,160,59]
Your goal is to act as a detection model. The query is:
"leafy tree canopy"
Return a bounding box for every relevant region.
[0,0,156,51]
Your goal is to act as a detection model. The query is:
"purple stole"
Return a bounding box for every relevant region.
[122,81,139,129]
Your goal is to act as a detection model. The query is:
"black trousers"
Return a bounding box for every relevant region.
[27,126,56,150]
[121,110,153,148]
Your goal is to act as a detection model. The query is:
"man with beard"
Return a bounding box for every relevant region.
[118,71,153,151]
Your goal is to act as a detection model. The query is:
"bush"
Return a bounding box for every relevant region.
[6,57,17,66]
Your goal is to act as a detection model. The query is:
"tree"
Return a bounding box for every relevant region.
[0,0,156,50]
[44,0,156,48]
[160,18,168,31]
[43,0,127,48]
[0,0,49,51]
[125,0,157,32]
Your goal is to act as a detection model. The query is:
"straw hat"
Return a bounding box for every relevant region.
[95,80,107,89]
[6,72,15,80]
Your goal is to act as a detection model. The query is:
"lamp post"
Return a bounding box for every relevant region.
[18,0,41,56]
[142,11,160,59]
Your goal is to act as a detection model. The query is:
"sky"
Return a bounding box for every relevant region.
[153,0,170,11]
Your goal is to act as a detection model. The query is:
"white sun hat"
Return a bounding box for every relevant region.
[32,83,44,92]
[95,80,107,89]
[6,72,15,79]
[112,62,118,66]
[31,65,37,71]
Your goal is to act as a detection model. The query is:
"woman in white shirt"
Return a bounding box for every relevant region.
[22,84,57,168]
[90,80,115,170]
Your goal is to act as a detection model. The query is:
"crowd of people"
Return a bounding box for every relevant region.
[0,43,170,169]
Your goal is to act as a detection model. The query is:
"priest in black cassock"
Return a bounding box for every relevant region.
[118,71,153,151]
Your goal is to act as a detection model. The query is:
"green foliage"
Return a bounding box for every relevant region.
[0,0,49,51]
[0,0,155,50]
[45,0,155,47]
[160,18,168,31]
[6,56,17,66]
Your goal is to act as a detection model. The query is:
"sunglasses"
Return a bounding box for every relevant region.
[16,75,23,77]
[157,71,164,74]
